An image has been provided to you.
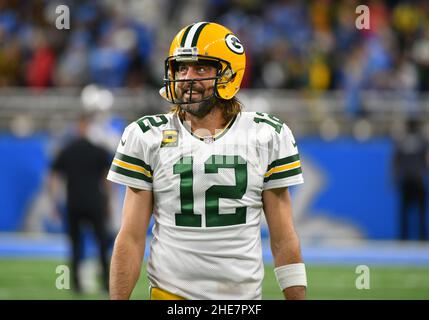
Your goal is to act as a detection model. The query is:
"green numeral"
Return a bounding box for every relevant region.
[173,156,201,227]
[205,155,247,227]
[136,115,168,133]
[253,112,284,133]
[173,155,248,227]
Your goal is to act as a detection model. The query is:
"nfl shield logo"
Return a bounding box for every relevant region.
[203,136,214,144]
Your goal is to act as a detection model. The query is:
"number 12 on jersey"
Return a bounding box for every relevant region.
[173,155,247,227]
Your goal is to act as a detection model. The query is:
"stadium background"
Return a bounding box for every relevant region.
[0,0,429,299]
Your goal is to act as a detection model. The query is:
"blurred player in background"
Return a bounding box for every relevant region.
[107,22,306,300]
[49,113,112,293]
[393,118,429,241]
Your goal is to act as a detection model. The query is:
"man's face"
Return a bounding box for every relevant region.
[175,61,218,117]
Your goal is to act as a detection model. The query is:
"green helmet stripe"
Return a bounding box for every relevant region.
[181,22,209,48]
[180,24,194,47]
[191,22,209,47]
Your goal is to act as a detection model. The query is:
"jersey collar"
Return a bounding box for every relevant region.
[179,114,238,143]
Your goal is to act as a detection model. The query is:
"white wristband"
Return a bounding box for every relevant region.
[274,263,307,290]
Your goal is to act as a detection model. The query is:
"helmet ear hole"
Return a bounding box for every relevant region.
[219,67,235,85]
[223,68,232,79]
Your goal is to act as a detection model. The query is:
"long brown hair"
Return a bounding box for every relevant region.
[170,97,243,125]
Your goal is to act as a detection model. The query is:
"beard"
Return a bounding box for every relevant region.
[178,84,217,118]
[181,95,217,118]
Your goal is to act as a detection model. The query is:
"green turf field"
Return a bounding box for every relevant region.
[0,259,428,299]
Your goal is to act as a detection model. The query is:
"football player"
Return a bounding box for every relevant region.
[107,22,307,300]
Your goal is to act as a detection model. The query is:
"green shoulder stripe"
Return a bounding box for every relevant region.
[264,167,302,183]
[110,164,152,183]
[115,152,152,173]
[267,154,300,171]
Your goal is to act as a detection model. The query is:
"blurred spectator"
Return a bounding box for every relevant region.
[49,114,112,293]
[25,30,55,88]
[1,0,429,97]
[412,29,429,91]
[391,52,419,116]
[0,37,22,86]
[341,43,366,117]
[54,31,90,87]
[89,43,130,88]
[308,53,331,91]
[392,118,428,241]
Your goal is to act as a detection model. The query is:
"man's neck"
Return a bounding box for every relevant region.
[183,106,227,137]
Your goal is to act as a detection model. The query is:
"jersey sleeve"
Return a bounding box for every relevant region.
[263,123,304,190]
[107,122,153,191]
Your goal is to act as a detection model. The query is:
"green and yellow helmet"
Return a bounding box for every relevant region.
[160,22,246,104]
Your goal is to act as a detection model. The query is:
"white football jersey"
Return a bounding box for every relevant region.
[107,111,304,299]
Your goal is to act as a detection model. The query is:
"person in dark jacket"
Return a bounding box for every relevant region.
[50,113,112,293]
[393,118,428,241]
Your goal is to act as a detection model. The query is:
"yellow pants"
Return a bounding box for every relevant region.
[150,287,185,300]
